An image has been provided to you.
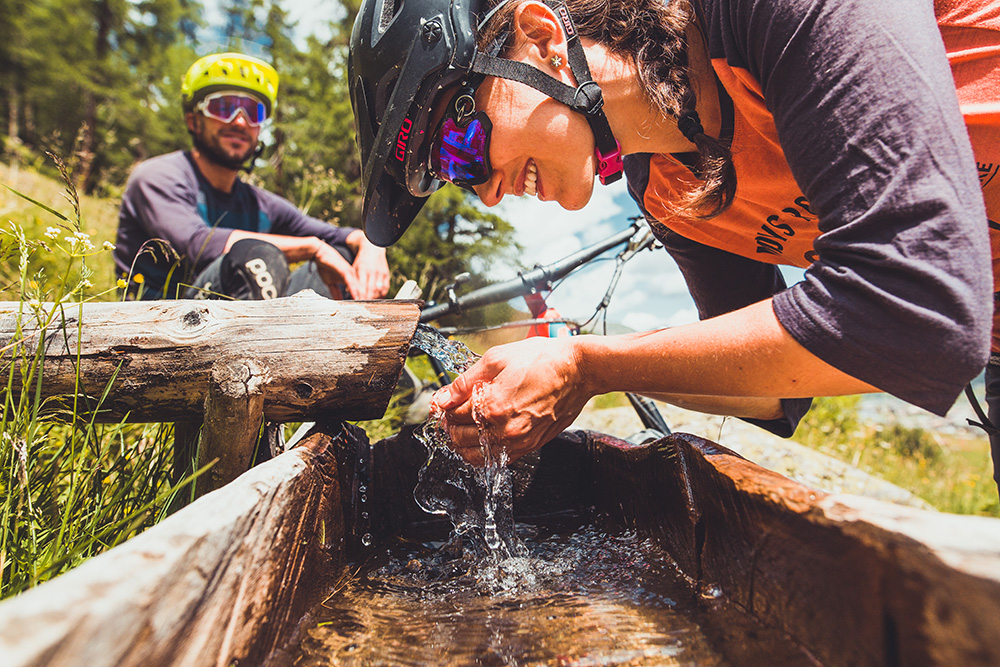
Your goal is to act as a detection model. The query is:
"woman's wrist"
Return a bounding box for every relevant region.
[569,334,605,398]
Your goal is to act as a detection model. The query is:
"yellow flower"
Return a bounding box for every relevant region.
[133,274,144,284]
[116,278,127,290]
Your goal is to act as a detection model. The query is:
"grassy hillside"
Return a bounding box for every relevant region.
[0,159,120,300]
[0,159,188,600]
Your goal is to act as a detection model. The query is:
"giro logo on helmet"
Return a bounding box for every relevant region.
[557,6,576,37]
[395,118,413,161]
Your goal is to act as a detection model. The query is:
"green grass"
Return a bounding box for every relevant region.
[0,159,119,299]
[0,156,193,599]
[793,396,999,517]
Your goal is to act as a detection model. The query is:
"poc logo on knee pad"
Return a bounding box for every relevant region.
[245,258,278,299]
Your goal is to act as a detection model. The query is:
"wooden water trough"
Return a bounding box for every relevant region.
[0,294,999,665]
[1,423,999,666]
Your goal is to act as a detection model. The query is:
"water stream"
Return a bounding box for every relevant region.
[288,516,737,666]
[278,326,812,666]
[410,324,523,561]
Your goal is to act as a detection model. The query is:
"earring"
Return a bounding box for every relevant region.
[550,54,563,69]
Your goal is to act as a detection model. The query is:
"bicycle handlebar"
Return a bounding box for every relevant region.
[420,219,653,323]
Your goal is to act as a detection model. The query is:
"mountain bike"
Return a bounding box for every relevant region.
[401,215,671,444]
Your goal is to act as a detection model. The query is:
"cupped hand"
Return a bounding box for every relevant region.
[431,337,592,465]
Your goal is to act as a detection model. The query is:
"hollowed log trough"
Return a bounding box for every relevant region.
[2,423,999,666]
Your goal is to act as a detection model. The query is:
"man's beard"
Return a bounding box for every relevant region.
[192,123,257,170]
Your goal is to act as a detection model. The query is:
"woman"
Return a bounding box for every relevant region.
[349,0,998,477]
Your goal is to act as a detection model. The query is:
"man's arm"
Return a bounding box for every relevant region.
[224,229,389,299]
[251,188,390,298]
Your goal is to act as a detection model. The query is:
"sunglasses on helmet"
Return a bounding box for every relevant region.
[429,89,493,189]
[195,92,269,127]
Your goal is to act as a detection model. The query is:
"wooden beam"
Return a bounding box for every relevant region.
[197,357,269,495]
[0,293,421,422]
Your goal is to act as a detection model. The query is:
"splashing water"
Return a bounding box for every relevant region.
[410,325,525,568]
[410,324,479,374]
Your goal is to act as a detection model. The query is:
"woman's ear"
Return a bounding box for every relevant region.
[511,1,568,66]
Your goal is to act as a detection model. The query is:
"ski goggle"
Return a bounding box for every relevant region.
[195,92,269,127]
[429,92,493,188]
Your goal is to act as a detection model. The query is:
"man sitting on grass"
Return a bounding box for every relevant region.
[114,51,389,302]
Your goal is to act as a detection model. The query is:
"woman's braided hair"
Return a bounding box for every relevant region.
[478,0,736,218]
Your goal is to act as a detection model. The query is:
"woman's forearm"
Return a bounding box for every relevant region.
[575,299,876,400]
[641,392,784,420]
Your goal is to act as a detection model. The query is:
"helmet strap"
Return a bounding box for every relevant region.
[470,0,622,184]
[242,142,265,175]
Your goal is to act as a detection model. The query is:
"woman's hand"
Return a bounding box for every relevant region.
[431,337,593,465]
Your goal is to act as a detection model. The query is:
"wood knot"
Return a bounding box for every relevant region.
[181,308,207,329]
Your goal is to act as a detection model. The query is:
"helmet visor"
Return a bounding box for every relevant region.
[430,111,492,188]
[196,92,269,126]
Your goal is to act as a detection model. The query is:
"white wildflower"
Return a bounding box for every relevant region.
[103,241,115,251]
[44,227,61,239]
[74,232,94,251]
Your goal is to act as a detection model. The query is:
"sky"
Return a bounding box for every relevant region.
[199,0,704,332]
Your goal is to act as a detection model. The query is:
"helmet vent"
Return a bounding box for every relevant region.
[378,0,402,33]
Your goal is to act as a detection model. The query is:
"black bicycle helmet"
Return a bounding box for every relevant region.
[349,0,623,246]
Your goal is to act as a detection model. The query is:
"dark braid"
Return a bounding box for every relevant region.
[478,0,736,218]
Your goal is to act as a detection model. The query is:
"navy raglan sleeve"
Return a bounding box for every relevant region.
[116,154,232,274]
[710,0,992,414]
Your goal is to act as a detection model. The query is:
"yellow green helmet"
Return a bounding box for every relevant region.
[181,52,279,115]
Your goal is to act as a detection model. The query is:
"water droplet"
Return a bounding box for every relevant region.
[362,533,373,547]
[361,511,369,520]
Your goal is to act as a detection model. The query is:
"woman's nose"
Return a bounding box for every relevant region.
[474,172,505,207]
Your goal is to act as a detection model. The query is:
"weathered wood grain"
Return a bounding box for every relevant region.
[0,293,421,422]
[587,431,1000,667]
[198,357,269,495]
[0,422,363,667]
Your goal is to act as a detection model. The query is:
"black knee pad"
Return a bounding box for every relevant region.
[221,239,291,300]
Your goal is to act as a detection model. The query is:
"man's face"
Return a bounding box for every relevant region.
[186,103,262,170]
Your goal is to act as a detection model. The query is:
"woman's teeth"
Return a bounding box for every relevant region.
[524,160,537,197]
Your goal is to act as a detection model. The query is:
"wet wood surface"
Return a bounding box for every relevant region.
[0,293,421,422]
[0,422,361,667]
[588,431,1000,667]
